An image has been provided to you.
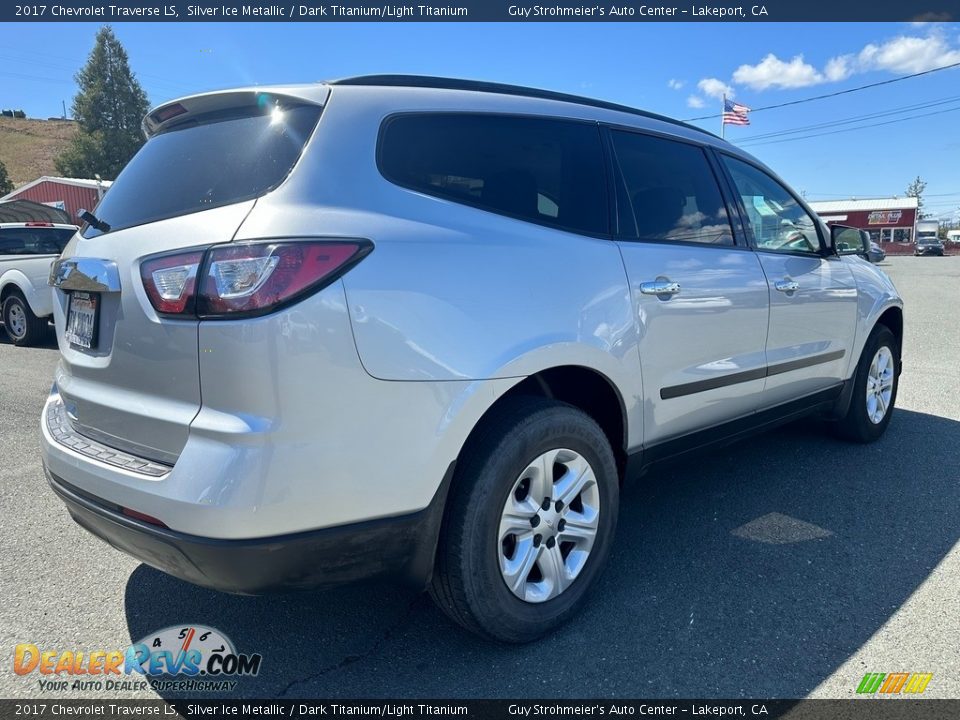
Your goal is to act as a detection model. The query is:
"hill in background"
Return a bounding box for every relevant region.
[0,117,77,189]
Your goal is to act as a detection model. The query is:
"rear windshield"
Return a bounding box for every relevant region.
[0,227,74,255]
[83,103,321,237]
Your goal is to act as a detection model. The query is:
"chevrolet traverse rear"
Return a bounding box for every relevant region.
[42,77,904,642]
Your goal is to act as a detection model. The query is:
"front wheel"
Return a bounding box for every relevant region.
[429,397,619,643]
[834,325,899,443]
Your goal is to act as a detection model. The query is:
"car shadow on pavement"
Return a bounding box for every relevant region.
[125,407,960,699]
[0,328,58,349]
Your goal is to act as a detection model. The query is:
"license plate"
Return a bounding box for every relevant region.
[65,291,99,349]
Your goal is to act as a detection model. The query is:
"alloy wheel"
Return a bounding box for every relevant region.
[866,346,894,424]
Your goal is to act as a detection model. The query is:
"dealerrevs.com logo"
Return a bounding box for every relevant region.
[14,625,262,693]
[856,672,933,695]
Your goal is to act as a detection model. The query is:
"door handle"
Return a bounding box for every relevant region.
[639,281,681,296]
[774,280,799,293]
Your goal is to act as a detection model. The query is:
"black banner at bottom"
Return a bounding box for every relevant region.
[1,700,958,720]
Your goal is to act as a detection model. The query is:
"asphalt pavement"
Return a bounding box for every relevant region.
[1,256,958,700]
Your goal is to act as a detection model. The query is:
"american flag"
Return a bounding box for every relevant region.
[722,99,751,126]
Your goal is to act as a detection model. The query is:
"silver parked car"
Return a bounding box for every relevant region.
[41,77,904,642]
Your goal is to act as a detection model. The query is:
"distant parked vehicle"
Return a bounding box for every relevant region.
[915,237,944,256]
[916,219,939,242]
[1,221,77,345]
[858,230,885,263]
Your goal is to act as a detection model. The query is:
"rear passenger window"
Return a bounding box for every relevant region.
[611,130,734,246]
[379,114,608,236]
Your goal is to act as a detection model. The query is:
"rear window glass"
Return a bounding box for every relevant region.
[0,227,74,255]
[379,113,608,236]
[83,104,321,237]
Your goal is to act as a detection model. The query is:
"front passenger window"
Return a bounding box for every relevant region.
[721,156,821,254]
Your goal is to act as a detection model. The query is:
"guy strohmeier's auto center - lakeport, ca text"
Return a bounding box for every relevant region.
[20,3,769,18]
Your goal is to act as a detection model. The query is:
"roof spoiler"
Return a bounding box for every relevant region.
[142,86,330,138]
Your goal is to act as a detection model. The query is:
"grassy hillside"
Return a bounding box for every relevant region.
[0,117,77,188]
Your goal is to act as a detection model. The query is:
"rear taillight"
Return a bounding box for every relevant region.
[140,240,371,319]
[141,252,204,315]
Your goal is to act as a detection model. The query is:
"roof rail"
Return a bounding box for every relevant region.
[328,75,715,138]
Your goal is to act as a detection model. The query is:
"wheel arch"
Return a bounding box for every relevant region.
[0,276,26,303]
[456,364,629,486]
[1,271,38,311]
[876,305,904,365]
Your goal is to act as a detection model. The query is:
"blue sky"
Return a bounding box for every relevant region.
[2,22,959,219]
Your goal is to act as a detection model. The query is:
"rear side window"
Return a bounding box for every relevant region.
[83,104,322,237]
[379,113,608,236]
[611,130,734,246]
[0,227,74,255]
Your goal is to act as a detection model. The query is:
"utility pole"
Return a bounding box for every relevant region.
[61,100,66,120]
[720,94,726,140]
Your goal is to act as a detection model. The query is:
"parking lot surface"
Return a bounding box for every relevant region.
[2,256,958,700]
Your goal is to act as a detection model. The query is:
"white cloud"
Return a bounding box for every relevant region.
[824,55,854,82]
[667,78,685,90]
[732,54,826,89]
[697,77,734,99]
[857,32,960,73]
[690,29,960,104]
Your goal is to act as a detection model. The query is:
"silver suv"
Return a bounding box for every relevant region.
[41,76,903,642]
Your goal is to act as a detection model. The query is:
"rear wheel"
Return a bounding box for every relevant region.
[429,397,619,643]
[834,325,899,443]
[2,291,49,347]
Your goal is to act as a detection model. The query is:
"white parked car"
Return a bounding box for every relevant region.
[1,222,77,345]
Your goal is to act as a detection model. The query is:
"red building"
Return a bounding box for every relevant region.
[808,197,919,254]
[0,176,112,223]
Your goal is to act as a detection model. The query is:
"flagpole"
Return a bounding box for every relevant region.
[720,94,726,140]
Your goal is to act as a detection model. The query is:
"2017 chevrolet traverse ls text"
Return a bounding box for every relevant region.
[41,76,903,642]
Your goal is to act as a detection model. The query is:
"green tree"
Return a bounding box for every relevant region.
[55,26,149,180]
[905,176,927,218]
[0,160,13,195]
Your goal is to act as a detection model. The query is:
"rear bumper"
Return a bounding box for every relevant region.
[46,467,450,594]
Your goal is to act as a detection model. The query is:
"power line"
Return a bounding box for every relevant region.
[683,61,960,121]
[737,105,960,148]
[0,50,197,95]
[736,94,960,142]
[0,70,75,86]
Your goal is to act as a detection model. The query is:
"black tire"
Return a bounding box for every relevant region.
[834,324,899,443]
[2,291,49,347]
[429,396,619,643]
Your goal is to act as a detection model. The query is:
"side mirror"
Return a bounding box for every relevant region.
[831,224,868,256]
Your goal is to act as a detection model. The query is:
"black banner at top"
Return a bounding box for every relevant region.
[3,0,960,22]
